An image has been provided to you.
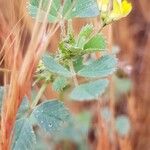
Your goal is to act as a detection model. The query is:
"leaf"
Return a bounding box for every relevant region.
[78,24,93,38]
[72,0,100,18]
[78,55,117,78]
[16,96,30,119]
[31,100,70,133]
[84,34,106,50]
[42,54,72,77]
[70,79,109,101]
[115,115,131,136]
[77,24,94,48]
[53,111,91,144]
[11,118,36,150]
[28,0,61,22]
[28,0,99,22]
[62,0,74,19]
[73,57,84,72]
[52,76,68,92]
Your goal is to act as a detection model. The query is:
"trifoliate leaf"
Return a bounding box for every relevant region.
[84,34,106,50]
[72,0,100,18]
[52,77,68,92]
[77,24,94,48]
[42,54,72,77]
[78,55,117,78]
[115,115,131,136]
[62,0,74,19]
[31,100,70,133]
[70,79,109,101]
[78,24,93,38]
[28,0,61,22]
[11,118,36,150]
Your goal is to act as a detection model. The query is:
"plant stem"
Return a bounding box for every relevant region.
[69,61,78,86]
[31,83,48,109]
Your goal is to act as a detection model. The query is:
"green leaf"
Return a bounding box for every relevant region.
[42,54,72,77]
[72,0,99,18]
[70,79,109,101]
[77,24,94,48]
[62,0,74,19]
[78,24,93,38]
[28,0,100,22]
[78,55,117,78]
[52,76,68,92]
[11,118,36,150]
[31,100,70,133]
[115,115,131,136]
[16,96,30,119]
[28,0,61,22]
[53,111,91,144]
[84,34,106,50]
[73,57,84,72]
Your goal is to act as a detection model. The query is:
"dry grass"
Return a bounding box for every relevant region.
[0,0,60,149]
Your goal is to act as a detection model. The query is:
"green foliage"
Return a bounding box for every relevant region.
[28,0,61,22]
[52,76,68,92]
[77,24,94,48]
[28,0,99,22]
[70,79,109,101]
[71,0,99,18]
[31,100,70,133]
[59,24,106,63]
[84,34,106,50]
[115,115,131,136]
[62,0,74,19]
[53,111,91,149]
[7,0,120,148]
[11,118,36,150]
[78,55,117,78]
[11,100,70,149]
[16,97,30,119]
[42,54,72,77]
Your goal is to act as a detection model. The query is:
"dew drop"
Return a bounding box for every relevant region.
[48,123,52,127]
[72,8,76,12]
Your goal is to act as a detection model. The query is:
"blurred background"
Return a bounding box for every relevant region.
[0,0,150,150]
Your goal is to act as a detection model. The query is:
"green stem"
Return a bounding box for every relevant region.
[31,83,48,109]
[69,61,78,87]
[67,19,73,34]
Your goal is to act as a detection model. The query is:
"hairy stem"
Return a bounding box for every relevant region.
[69,61,78,87]
[31,83,48,109]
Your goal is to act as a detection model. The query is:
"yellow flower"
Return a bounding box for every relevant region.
[110,0,132,21]
[98,0,132,25]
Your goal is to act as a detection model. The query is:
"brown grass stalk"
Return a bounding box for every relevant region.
[0,0,60,149]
